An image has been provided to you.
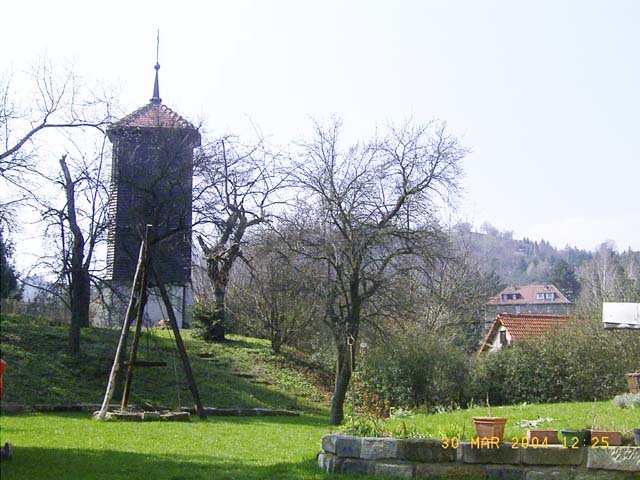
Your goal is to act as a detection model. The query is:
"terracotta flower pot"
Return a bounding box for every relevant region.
[590,430,622,447]
[526,429,558,445]
[473,417,508,442]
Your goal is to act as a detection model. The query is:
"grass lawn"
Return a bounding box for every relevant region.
[0,412,392,480]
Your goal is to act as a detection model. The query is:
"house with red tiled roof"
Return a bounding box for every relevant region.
[484,284,573,326]
[478,313,570,354]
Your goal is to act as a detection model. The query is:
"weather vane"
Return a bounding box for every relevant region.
[156,29,160,68]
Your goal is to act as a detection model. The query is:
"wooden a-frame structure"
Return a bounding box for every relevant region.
[97,227,205,419]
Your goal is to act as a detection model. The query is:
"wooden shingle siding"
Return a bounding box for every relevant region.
[106,103,200,286]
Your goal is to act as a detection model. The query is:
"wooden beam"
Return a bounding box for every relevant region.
[97,235,148,420]
[151,263,206,419]
[121,226,152,410]
[122,361,167,367]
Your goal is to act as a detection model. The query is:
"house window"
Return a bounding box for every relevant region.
[499,330,508,346]
[536,293,545,300]
[545,293,555,300]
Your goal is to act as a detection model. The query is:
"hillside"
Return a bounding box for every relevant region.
[0,313,332,414]
[454,224,593,287]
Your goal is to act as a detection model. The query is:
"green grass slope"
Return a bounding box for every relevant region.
[0,313,331,414]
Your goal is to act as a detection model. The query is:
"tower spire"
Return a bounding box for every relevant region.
[150,30,161,105]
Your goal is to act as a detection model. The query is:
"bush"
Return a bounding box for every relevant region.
[190,302,216,340]
[359,335,471,412]
[469,320,640,405]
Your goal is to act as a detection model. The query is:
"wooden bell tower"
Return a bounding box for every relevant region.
[104,55,200,327]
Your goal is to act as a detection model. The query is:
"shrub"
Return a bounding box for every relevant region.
[470,320,640,405]
[359,335,471,412]
[190,302,216,340]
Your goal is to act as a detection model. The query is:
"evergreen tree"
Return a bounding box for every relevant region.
[549,258,580,300]
[0,232,19,299]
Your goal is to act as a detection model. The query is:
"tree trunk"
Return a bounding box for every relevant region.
[330,332,355,425]
[213,279,226,324]
[69,268,90,354]
[60,154,91,355]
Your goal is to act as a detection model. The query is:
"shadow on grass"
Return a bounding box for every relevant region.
[0,446,383,480]
[0,411,332,428]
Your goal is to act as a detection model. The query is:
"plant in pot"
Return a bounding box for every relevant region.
[560,428,589,448]
[590,418,623,447]
[527,427,558,445]
[473,395,508,443]
[588,409,623,447]
[519,417,558,445]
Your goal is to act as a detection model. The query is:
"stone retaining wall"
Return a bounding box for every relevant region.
[318,434,640,479]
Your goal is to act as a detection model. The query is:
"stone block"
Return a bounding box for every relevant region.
[522,445,584,465]
[415,463,488,479]
[341,458,375,475]
[587,447,640,472]
[360,437,399,459]
[485,466,524,479]
[335,436,362,458]
[460,442,521,464]
[576,471,640,480]
[399,438,456,463]
[141,411,160,421]
[374,461,415,478]
[322,434,337,454]
[525,469,575,480]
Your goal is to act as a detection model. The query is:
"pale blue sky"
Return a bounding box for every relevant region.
[2,0,639,254]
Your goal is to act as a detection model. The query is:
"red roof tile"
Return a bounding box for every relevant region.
[478,313,570,354]
[109,102,196,130]
[487,284,572,306]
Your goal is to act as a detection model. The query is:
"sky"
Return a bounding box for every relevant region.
[2,0,639,263]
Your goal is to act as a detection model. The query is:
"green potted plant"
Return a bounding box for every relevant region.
[560,425,590,448]
[473,395,508,443]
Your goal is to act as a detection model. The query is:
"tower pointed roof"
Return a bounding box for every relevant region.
[109,102,197,130]
[151,62,161,105]
[108,38,198,134]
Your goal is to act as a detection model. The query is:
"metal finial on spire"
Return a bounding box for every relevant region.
[150,30,162,105]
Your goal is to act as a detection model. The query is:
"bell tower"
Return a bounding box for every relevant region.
[103,56,200,327]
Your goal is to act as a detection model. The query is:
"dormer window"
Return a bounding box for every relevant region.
[502,293,521,301]
[537,292,556,300]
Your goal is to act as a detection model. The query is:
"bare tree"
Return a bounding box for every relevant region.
[229,227,320,353]
[1,61,113,201]
[577,242,640,316]
[0,60,114,355]
[27,141,111,354]
[286,119,466,424]
[193,135,285,340]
